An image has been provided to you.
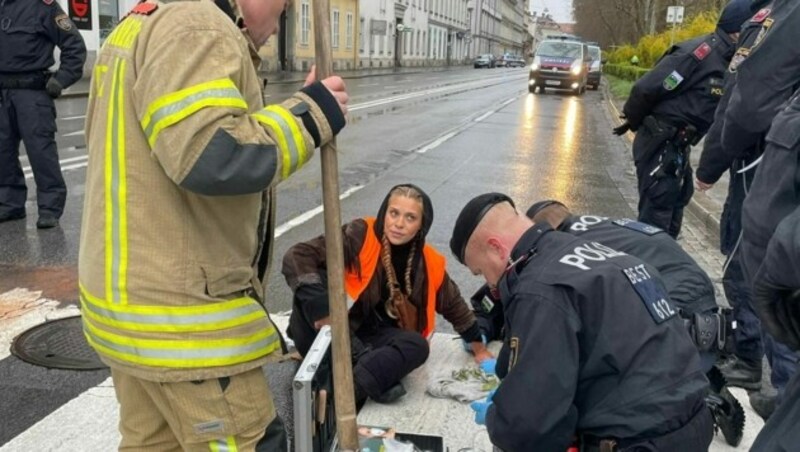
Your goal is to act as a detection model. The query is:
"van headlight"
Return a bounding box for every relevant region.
[530,56,541,72]
[570,61,582,75]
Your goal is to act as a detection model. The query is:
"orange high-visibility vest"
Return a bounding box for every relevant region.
[344,217,445,338]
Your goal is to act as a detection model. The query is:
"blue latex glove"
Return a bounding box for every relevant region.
[470,398,493,425]
[480,358,497,375]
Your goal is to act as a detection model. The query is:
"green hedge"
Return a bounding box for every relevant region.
[604,64,650,82]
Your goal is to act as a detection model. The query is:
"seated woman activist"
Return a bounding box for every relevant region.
[282,183,492,404]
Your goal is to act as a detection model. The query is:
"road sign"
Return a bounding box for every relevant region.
[667,6,685,24]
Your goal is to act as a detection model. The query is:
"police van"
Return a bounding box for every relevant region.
[529,36,591,95]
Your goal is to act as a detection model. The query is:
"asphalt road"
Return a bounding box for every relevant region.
[0,67,762,450]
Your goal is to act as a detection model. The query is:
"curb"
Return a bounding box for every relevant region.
[59,66,470,99]
[601,78,720,240]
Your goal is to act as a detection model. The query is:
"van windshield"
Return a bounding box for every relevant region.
[537,42,582,59]
[589,47,601,60]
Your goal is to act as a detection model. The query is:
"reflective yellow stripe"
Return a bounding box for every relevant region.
[104,58,125,303]
[209,437,238,452]
[80,289,267,333]
[252,105,307,180]
[140,79,247,147]
[82,316,281,368]
[117,59,129,305]
[265,105,309,168]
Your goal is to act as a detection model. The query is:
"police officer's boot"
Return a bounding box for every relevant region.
[706,366,745,447]
[721,356,762,390]
[36,215,59,229]
[0,211,26,224]
[748,391,777,421]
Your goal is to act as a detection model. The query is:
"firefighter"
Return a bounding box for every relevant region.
[0,0,86,228]
[283,184,492,404]
[450,193,712,451]
[79,0,348,449]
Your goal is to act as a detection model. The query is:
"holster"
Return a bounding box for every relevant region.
[682,309,734,353]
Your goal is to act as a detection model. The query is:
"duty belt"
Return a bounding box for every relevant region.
[0,72,48,90]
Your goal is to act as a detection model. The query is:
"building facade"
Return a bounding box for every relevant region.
[467,0,525,59]
[54,0,482,75]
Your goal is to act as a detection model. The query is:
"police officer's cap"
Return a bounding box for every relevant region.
[525,200,567,220]
[450,193,515,265]
[718,0,753,33]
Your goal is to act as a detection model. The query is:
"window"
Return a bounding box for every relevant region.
[301,1,310,46]
[332,10,340,48]
[346,13,353,49]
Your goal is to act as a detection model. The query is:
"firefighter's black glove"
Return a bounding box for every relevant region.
[613,121,631,136]
[46,77,63,98]
[753,280,800,352]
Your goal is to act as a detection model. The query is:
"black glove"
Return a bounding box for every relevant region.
[613,121,631,136]
[46,77,63,98]
[753,281,800,351]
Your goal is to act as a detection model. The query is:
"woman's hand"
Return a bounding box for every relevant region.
[313,317,331,330]
[472,342,494,364]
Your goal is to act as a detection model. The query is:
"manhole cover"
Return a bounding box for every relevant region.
[11,315,107,370]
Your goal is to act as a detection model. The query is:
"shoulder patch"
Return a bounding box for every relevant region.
[728,47,750,73]
[612,218,663,235]
[751,8,771,23]
[663,70,684,91]
[131,2,159,15]
[42,0,54,5]
[692,42,712,61]
[55,13,74,31]
[622,264,677,324]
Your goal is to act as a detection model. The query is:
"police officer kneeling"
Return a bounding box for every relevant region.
[450,193,712,451]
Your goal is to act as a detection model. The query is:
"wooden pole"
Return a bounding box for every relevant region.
[311,0,359,450]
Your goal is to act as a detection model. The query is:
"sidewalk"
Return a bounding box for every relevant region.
[60,65,472,99]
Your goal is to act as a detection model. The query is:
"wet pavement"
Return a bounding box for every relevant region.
[0,67,765,450]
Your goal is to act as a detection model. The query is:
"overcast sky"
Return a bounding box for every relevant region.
[529,0,574,23]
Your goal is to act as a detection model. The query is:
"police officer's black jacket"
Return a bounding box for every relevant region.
[487,225,708,451]
[741,90,800,280]
[698,3,774,184]
[747,208,800,452]
[721,0,800,163]
[0,0,86,88]
[470,215,717,342]
[623,28,735,135]
[560,215,716,314]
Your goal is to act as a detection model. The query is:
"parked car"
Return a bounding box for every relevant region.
[528,37,591,95]
[473,54,495,69]
[501,54,526,68]
[587,45,603,89]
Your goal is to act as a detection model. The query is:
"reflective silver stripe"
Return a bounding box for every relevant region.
[255,109,299,174]
[84,326,280,360]
[81,295,264,326]
[346,295,355,310]
[142,87,245,140]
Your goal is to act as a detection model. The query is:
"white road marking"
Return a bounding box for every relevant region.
[474,110,495,122]
[274,185,364,237]
[416,131,457,154]
[60,115,86,121]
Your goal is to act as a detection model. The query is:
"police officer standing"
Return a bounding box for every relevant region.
[0,0,86,228]
[694,0,775,400]
[748,207,800,450]
[720,0,800,419]
[613,0,750,238]
[450,193,712,451]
